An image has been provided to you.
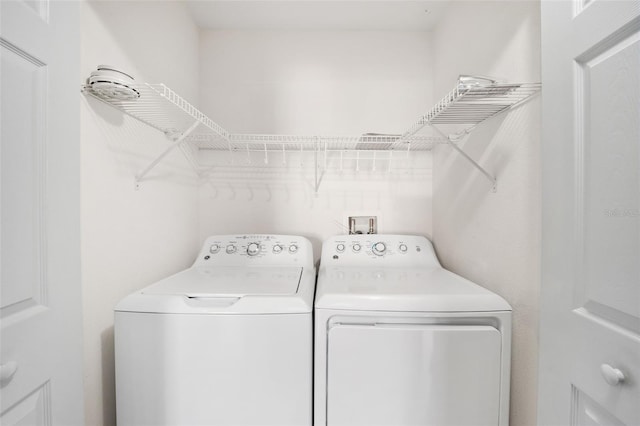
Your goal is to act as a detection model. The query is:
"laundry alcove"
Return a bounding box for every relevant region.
[78,2,543,426]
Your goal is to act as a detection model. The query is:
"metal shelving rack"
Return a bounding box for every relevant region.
[401,81,541,191]
[82,83,230,188]
[82,77,540,192]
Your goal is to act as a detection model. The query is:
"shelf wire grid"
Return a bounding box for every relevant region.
[192,133,441,153]
[83,77,540,188]
[403,82,541,138]
[84,83,440,154]
[83,83,230,141]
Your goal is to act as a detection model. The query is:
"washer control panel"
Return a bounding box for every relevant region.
[321,234,440,268]
[195,235,313,267]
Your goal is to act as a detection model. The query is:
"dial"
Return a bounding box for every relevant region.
[336,243,345,253]
[372,242,386,256]
[247,242,261,256]
[352,243,362,252]
[226,244,237,254]
[272,244,283,254]
[398,243,408,253]
[209,244,220,254]
[289,244,299,253]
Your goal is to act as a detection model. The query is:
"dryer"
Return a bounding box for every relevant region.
[314,234,512,426]
[115,234,315,426]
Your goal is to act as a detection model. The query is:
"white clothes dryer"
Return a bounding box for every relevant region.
[314,235,512,426]
[115,234,315,426]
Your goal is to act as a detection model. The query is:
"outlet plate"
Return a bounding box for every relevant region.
[348,216,377,234]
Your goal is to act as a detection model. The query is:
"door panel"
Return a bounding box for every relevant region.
[572,387,625,426]
[1,382,50,425]
[1,0,83,424]
[540,0,640,425]
[579,30,639,326]
[0,41,47,317]
[327,324,501,426]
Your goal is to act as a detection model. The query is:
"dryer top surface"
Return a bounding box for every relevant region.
[316,235,511,312]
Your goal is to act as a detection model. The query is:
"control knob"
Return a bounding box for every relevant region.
[226,244,237,254]
[372,242,386,256]
[289,244,298,253]
[399,243,408,253]
[209,244,220,254]
[272,244,283,254]
[336,243,345,253]
[247,242,261,256]
[352,243,362,252]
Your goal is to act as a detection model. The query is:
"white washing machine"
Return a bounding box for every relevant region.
[115,234,315,426]
[314,235,512,426]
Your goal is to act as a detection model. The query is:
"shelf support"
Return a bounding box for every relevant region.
[428,123,497,192]
[135,119,201,188]
[314,138,320,193]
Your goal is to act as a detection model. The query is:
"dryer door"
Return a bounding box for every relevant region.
[326,323,502,426]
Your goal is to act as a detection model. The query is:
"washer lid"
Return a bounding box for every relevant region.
[315,266,511,312]
[142,266,303,297]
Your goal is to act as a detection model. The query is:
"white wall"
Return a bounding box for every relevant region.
[78,7,542,424]
[431,2,541,425]
[198,30,434,251]
[80,2,200,425]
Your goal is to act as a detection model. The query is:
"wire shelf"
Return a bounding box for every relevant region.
[82,75,540,192]
[401,79,541,191]
[191,133,440,152]
[83,83,230,141]
[83,83,440,154]
[403,82,541,137]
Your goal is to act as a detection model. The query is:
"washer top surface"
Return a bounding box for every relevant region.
[116,234,315,315]
[142,266,302,297]
[315,234,511,312]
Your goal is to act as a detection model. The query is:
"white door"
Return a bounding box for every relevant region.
[327,324,502,426]
[539,1,640,425]
[1,0,84,424]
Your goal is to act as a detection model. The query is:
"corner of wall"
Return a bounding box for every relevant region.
[80,2,202,424]
[430,1,541,425]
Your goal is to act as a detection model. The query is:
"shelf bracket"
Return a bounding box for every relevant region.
[313,137,326,194]
[135,119,201,189]
[428,123,497,192]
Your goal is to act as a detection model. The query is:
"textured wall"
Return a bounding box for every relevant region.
[197,30,435,253]
[80,2,200,424]
[431,2,541,425]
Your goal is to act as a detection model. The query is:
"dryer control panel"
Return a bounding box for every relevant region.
[195,234,314,268]
[321,234,440,268]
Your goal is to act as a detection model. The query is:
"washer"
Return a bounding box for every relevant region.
[115,234,315,426]
[314,234,512,426]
